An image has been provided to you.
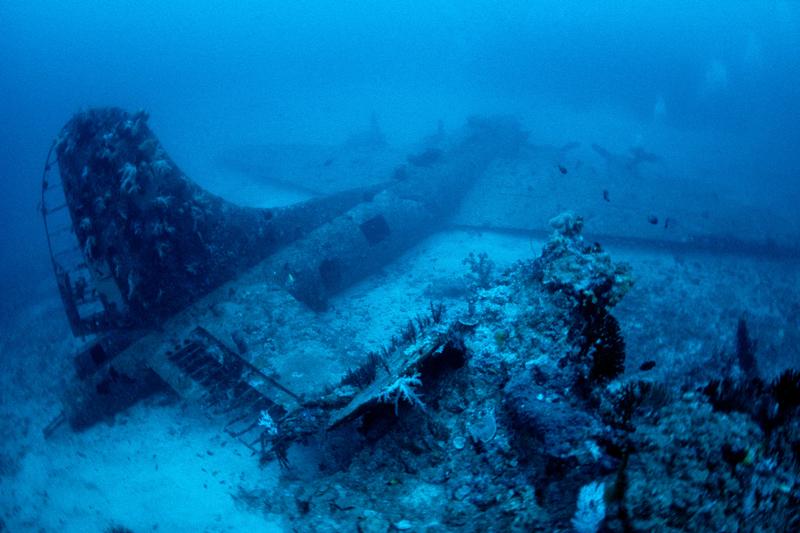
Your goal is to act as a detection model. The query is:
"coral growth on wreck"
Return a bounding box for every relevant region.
[242,222,799,533]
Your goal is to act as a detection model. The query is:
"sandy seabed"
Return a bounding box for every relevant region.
[3,227,797,532]
[2,121,798,530]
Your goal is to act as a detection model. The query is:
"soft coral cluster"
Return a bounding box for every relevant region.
[378,373,426,415]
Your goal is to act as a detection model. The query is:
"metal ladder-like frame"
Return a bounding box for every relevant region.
[40,140,119,337]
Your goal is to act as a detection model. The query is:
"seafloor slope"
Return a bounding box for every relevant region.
[247,227,800,533]
[1,113,799,532]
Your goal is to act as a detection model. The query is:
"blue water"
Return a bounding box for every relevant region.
[2,3,800,531]
[2,1,799,290]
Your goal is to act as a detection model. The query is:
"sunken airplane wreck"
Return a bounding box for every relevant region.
[40,107,529,444]
[39,109,800,532]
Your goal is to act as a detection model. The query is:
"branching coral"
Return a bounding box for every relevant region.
[571,481,606,533]
[606,380,672,431]
[258,410,279,436]
[378,373,426,415]
[150,158,171,179]
[463,252,496,290]
[155,241,170,259]
[152,221,175,237]
[154,195,173,209]
[119,163,139,194]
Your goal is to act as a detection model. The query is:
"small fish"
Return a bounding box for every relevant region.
[640,361,656,371]
[323,158,334,166]
[558,165,567,175]
[602,189,610,202]
[664,217,671,229]
[647,214,658,225]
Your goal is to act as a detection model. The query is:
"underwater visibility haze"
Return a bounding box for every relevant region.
[1,1,799,532]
